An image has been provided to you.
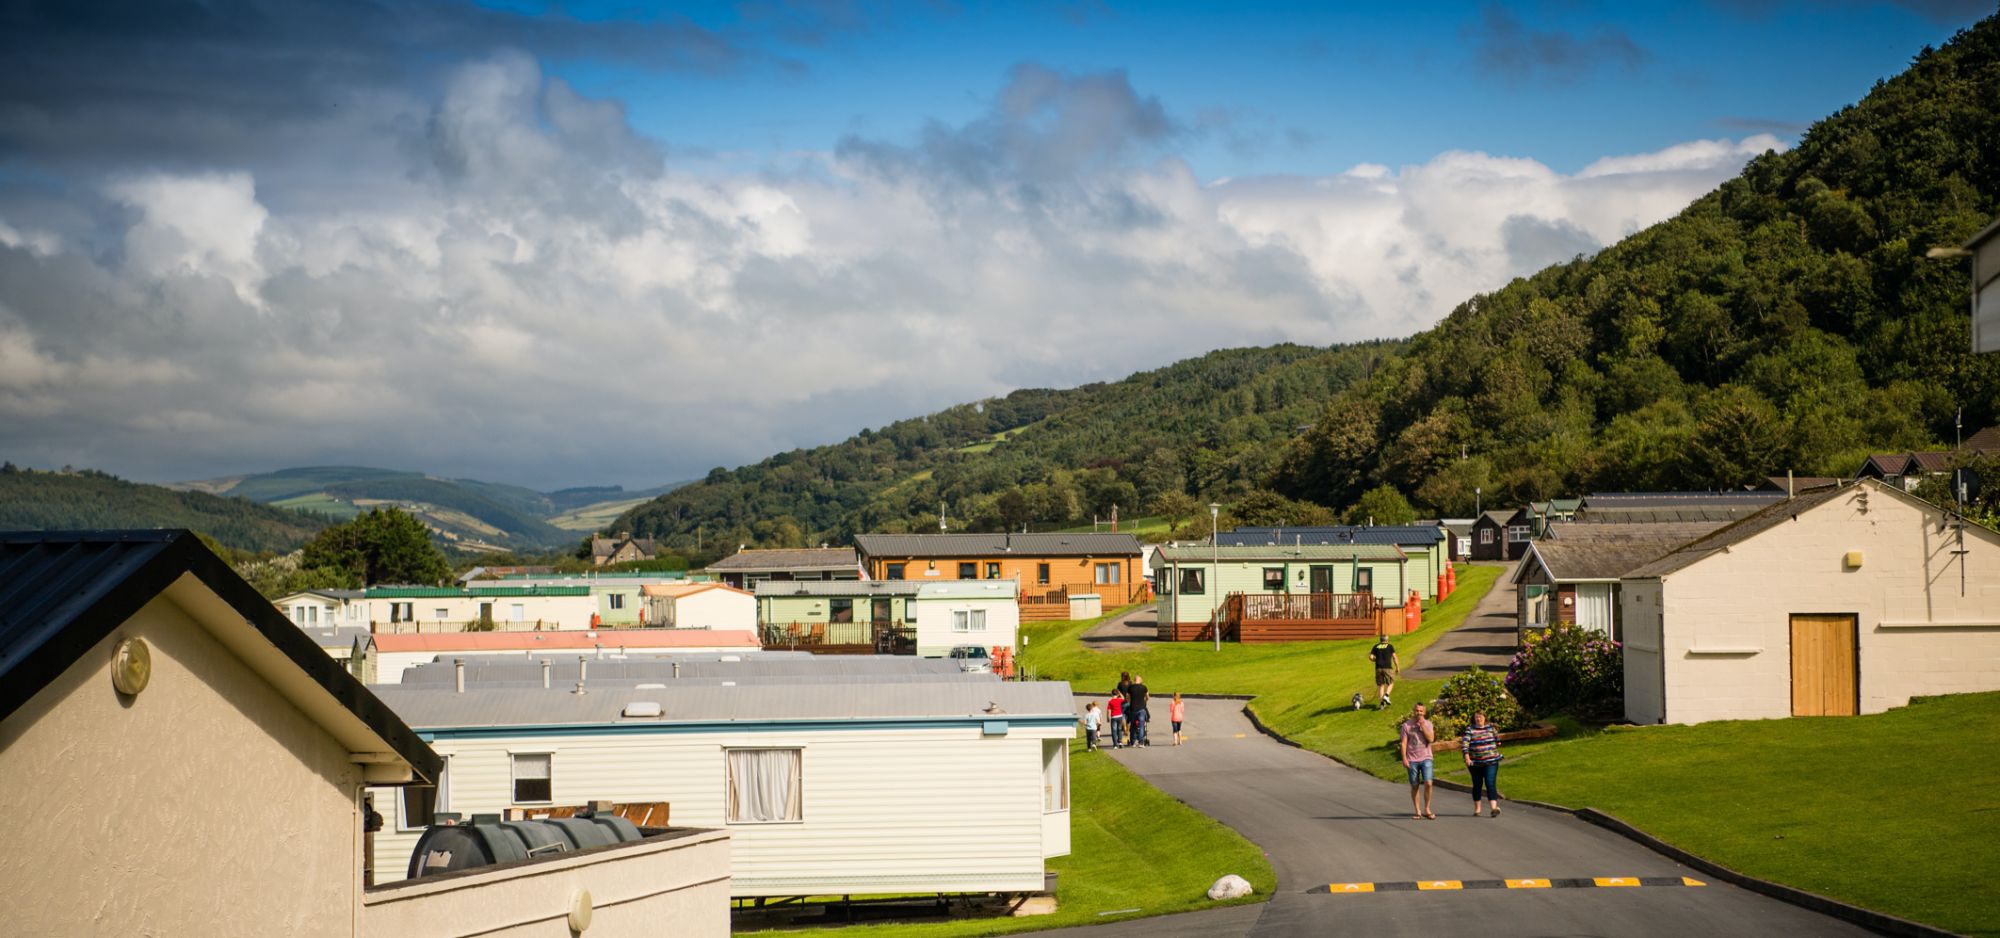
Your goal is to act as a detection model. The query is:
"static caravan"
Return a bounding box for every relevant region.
[1150,544,1408,641]
[756,580,924,650]
[643,582,757,630]
[365,629,763,684]
[369,673,1076,897]
[1621,479,2000,725]
[273,588,366,629]
[361,585,598,632]
[1219,525,1446,599]
[913,580,1021,658]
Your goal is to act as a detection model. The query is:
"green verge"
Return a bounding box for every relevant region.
[735,741,1274,937]
[1431,692,2000,938]
[1024,563,1503,784]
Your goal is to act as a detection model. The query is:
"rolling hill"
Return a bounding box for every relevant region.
[0,465,329,554]
[607,13,2000,548]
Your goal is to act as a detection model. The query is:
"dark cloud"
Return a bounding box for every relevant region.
[1465,4,1648,85]
[1501,214,1602,271]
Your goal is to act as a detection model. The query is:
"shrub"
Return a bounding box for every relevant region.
[1505,622,1623,721]
[1429,667,1530,739]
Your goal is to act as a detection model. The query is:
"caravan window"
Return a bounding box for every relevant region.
[829,599,854,623]
[726,748,803,823]
[1042,739,1068,812]
[511,753,552,803]
[1178,569,1205,596]
[400,757,450,830]
[1262,568,1285,591]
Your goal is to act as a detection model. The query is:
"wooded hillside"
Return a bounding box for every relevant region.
[0,465,329,554]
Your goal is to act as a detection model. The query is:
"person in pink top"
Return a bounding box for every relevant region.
[1399,702,1437,820]
[1169,693,1187,746]
[1106,694,1126,750]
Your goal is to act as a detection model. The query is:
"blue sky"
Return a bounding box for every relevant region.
[545,1,1982,177]
[0,0,1989,487]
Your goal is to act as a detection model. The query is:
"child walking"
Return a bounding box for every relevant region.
[1169,693,1186,746]
[1106,694,1126,749]
[1083,702,1101,752]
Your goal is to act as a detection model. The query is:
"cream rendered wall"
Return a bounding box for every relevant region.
[372,722,1069,896]
[0,592,365,937]
[914,596,1021,657]
[669,589,756,630]
[1618,579,1667,725]
[364,594,597,629]
[1646,485,2000,724]
[362,829,729,938]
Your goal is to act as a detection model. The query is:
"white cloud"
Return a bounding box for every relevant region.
[0,56,1785,488]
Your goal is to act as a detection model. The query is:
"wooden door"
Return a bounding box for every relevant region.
[1309,565,1333,594]
[1789,615,1858,716]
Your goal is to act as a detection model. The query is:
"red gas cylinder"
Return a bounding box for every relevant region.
[1446,563,1457,595]
[1404,590,1422,633]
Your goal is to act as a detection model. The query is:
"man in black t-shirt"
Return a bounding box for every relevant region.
[1128,675,1151,746]
[1368,639,1400,710]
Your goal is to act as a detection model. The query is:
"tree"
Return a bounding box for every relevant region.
[1150,491,1202,529]
[1344,485,1417,526]
[300,507,451,586]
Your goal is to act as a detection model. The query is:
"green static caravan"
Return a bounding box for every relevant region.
[1148,543,1409,637]
[1217,524,1449,600]
[476,574,701,627]
[755,580,925,647]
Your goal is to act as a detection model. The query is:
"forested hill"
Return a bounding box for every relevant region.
[0,465,329,554]
[613,342,1402,547]
[1272,15,2000,515]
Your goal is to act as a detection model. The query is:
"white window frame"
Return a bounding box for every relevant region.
[1506,525,1530,543]
[511,752,553,804]
[953,609,971,632]
[1479,528,1494,545]
[510,603,526,622]
[399,756,450,831]
[970,608,986,631]
[608,593,625,610]
[1042,739,1069,813]
[725,747,804,824]
[1094,562,1120,585]
[434,607,449,621]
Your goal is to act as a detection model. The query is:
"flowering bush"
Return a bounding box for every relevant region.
[1505,622,1623,721]
[1429,668,1529,739]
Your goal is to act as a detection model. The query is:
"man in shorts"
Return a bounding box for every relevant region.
[1368,637,1400,709]
[1400,702,1437,819]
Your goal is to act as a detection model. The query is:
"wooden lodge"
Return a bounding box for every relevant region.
[853,532,1146,621]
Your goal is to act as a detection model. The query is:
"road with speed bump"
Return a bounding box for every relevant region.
[1056,698,1875,938]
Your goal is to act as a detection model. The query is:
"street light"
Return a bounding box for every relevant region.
[1209,503,1221,652]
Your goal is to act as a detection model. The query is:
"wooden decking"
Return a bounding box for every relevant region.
[759,622,916,655]
[1159,592,1385,643]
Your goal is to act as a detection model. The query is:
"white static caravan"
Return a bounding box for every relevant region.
[913,580,1021,658]
[369,675,1075,897]
[643,582,757,630]
[272,588,366,629]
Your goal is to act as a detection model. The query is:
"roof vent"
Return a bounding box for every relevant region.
[721,681,737,686]
[622,701,663,718]
[720,655,740,662]
[635,682,666,689]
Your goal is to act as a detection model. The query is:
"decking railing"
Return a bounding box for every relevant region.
[1225,592,1383,642]
[759,621,916,654]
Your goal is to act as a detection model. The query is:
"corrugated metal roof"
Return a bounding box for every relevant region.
[0,530,440,781]
[298,624,372,648]
[1583,491,1786,509]
[916,580,1020,599]
[399,655,970,686]
[755,580,923,598]
[374,678,1078,728]
[367,585,591,598]
[853,532,1143,558]
[368,629,762,653]
[1625,483,1863,579]
[1151,543,1406,562]
[1219,525,1444,547]
[704,548,860,572]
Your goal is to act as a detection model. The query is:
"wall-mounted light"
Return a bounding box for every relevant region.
[1844,551,1864,569]
[112,637,151,696]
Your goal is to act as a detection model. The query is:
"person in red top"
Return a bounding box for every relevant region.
[1169,693,1187,746]
[1106,695,1126,750]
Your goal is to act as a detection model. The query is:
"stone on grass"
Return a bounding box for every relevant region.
[1206,874,1253,900]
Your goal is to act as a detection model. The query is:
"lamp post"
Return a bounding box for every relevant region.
[1475,487,1481,517]
[1209,503,1221,652]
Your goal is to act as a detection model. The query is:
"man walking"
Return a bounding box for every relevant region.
[1399,702,1436,820]
[1369,637,1400,709]
[1128,674,1152,746]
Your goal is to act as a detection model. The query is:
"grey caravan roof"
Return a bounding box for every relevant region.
[298,624,372,648]
[1218,525,1444,547]
[375,678,1079,729]
[754,580,923,598]
[853,532,1143,558]
[398,654,968,686]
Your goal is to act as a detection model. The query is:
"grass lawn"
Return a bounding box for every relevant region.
[1023,564,1503,783]
[734,741,1274,937]
[1429,692,2000,937]
[1054,515,1174,542]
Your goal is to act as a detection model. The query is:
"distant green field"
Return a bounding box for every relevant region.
[270,492,362,520]
[1056,514,1173,542]
[547,496,654,532]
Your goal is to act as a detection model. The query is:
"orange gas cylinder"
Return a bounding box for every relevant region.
[1404,590,1422,633]
[1446,563,1457,595]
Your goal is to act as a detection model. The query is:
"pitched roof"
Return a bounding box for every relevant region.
[1759,476,1843,493]
[1218,525,1444,547]
[1583,491,1787,509]
[638,582,750,598]
[1967,426,2000,452]
[276,587,364,601]
[366,585,591,598]
[1151,543,1406,563]
[398,653,960,686]
[1624,483,1863,579]
[754,579,923,598]
[1571,504,1776,524]
[368,629,762,654]
[1476,510,1514,526]
[853,532,1143,558]
[1520,529,1714,582]
[0,530,438,782]
[703,547,860,572]
[1544,521,1727,543]
[590,535,657,558]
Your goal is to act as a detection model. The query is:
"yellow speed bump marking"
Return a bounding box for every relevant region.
[1505,879,1550,889]
[1593,877,1641,887]
[1416,880,1463,891]
[1330,883,1374,893]
[1682,877,1707,888]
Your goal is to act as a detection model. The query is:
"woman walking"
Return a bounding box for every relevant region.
[1169,693,1186,746]
[1460,711,1504,817]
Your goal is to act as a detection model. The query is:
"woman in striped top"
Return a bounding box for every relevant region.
[1460,712,1504,817]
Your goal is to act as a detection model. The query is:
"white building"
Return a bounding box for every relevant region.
[368,662,1074,898]
[274,587,366,628]
[914,580,1022,658]
[642,581,757,630]
[1621,478,2000,724]
[361,585,599,632]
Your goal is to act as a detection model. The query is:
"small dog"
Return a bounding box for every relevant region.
[1350,692,1365,711]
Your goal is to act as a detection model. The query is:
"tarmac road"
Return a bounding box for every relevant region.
[1058,698,1877,938]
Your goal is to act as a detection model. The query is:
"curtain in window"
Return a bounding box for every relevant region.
[728,748,802,822]
[1042,740,1068,812]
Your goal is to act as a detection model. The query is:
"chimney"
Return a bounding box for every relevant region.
[672,660,681,679]
[579,656,588,685]
[573,681,587,695]
[595,642,603,660]
[541,658,552,689]
[454,658,465,694]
